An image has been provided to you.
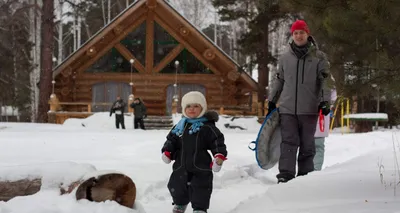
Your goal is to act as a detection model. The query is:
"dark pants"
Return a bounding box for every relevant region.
[277,114,318,180]
[134,118,145,129]
[167,169,213,211]
[115,114,125,129]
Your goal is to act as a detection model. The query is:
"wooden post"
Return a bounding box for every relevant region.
[251,92,258,114]
[48,94,60,112]
[128,94,134,113]
[257,102,263,117]
[219,106,224,115]
[172,100,178,114]
[145,11,155,73]
[264,99,269,115]
[87,104,92,113]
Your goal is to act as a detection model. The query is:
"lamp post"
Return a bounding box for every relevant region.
[371,83,379,130]
[173,60,179,102]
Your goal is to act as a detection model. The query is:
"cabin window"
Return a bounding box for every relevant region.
[85,48,139,73]
[153,21,179,66]
[120,22,146,66]
[160,48,213,74]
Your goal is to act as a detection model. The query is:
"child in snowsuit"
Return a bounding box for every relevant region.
[161,91,228,213]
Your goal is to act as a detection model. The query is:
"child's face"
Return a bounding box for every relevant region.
[185,104,202,118]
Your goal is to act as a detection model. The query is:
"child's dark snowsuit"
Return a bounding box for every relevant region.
[161,111,227,212]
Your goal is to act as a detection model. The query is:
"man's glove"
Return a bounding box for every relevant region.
[162,151,172,164]
[267,101,276,116]
[210,153,227,172]
[318,101,330,116]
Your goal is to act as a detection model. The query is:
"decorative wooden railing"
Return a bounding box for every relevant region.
[47,93,270,124]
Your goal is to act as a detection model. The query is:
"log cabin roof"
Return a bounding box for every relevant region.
[52,0,258,91]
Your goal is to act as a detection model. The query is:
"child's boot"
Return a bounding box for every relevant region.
[172,204,187,213]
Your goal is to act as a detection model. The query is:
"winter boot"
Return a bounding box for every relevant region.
[277,177,290,184]
[173,204,188,213]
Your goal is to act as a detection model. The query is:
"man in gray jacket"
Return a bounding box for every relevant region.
[268,20,330,183]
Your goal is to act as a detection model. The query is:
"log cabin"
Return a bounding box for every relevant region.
[50,0,260,124]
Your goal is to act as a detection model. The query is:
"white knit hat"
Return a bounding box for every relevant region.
[181,91,207,118]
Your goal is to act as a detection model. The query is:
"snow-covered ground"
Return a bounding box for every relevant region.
[1,112,400,213]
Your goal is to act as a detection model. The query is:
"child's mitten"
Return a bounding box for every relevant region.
[162,151,172,164]
[211,153,227,172]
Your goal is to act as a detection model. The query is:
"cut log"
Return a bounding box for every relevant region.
[0,178,41,201]
[75,173,136,208]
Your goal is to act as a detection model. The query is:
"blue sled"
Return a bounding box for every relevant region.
[248,108,281,170]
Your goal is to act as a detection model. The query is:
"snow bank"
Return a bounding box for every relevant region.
[0,162,96,190]
[343,113,388,120]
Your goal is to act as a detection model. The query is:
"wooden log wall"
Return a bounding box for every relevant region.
[53,73,249,115]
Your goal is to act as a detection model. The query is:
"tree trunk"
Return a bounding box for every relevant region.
[73,10,77,51]
[0,173,136,208]
[37,0,55,123]
[77,15,81,48]
[257,25,271,114]
[57,0,63,65]
[101,0,106,26]
[107,0,111,23]
[30,0,41,122]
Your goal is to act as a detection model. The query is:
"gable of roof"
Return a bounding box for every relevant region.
[52,0,258,90]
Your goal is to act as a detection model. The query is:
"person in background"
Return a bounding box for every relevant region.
[313,112,331,171]
[161,91,227,213]
[130,97,147,130]
[109,96,126,129]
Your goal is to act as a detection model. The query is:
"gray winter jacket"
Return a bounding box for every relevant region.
[269,37,330,115]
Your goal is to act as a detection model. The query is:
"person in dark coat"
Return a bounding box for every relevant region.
[268,20,330,183]
[161,91,228,213]
[109,96,126,129]
[129,97,147,129]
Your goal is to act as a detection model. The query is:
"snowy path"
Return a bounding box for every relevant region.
[0,118,398,213]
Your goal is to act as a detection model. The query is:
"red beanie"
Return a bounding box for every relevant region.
[291,20,310,34]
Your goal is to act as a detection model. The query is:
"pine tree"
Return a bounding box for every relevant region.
[211,0,288,112]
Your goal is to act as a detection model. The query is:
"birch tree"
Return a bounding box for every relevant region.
[56,0,64,65]
[29,0,42,122]
[171,0,213,30]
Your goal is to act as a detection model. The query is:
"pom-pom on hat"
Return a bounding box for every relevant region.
[291,20,310,34]
[181,91,207,118]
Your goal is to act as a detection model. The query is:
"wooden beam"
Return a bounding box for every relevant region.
[239,72,258,91]
[53,0,147,78]
[75,15,147,75]
[78,73,222,83]
[114,43,145,73]
[153,15,222,75]
[145,11,155,73]
[146,0,157,9]
[154,43,184,73]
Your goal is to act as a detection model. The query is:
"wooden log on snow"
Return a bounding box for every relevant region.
[75,173,136,208]
[0,178,41,201]
[0,173,136,208]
